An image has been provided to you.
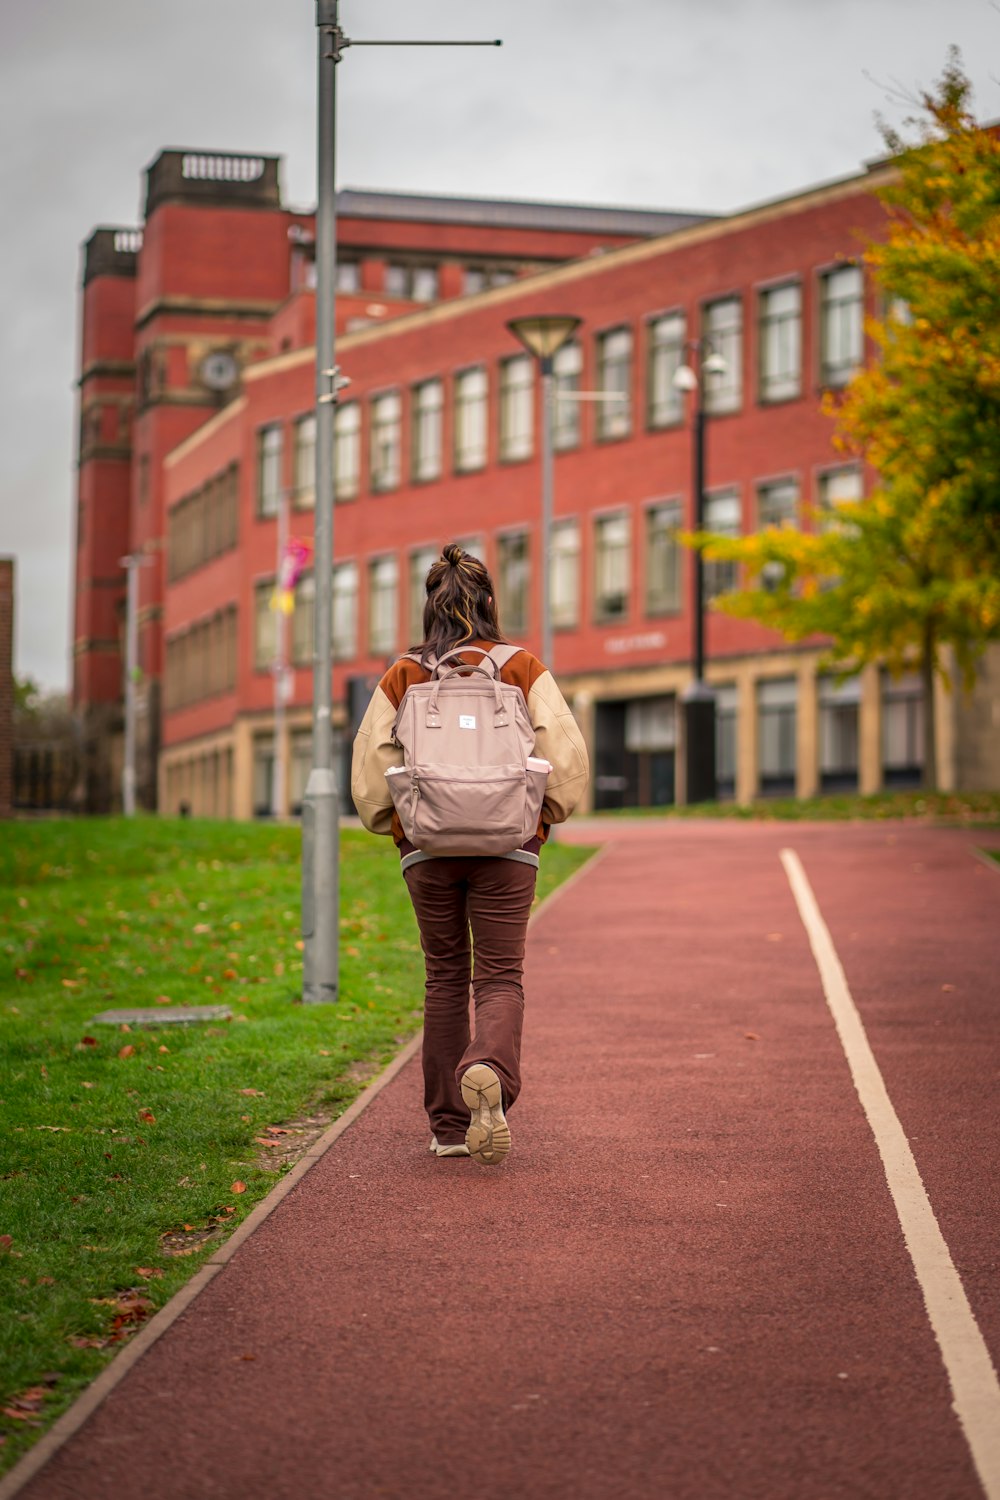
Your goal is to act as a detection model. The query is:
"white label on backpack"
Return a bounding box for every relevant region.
[458,715,476,729]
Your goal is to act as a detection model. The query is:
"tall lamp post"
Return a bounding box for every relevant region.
[301,2,501,1003]
[505,316,581,670]
[673,342,727,805]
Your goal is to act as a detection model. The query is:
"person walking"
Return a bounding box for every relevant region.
[351,544,589,1166]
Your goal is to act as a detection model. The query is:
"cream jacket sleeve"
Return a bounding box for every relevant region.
[527,670,590,825]
[350,685,403,835]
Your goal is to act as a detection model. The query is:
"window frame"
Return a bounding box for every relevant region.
[333,400,361,502]
[367,554,399,658]
[644,498,684,617]
[818,263,864,389]
[496,530,530,637]
[255,423,283,519]
[646,310,686,430]
[593,509,632,624]
[453,365,489,475]
[498,353,535,464]
[411,377,444,484]
[292,412,316,510]
[701,296,743,415]
[549,517,581,632]
[369,389,402,495]
[757,280,802,405]
[594,326,633,442]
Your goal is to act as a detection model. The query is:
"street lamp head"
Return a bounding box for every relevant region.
[672,363,698,392]
[506,314,582,361]
[702,351,727,377]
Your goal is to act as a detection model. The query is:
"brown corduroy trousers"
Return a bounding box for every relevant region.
[402,855,537,1145]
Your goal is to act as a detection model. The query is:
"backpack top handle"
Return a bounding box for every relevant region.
[427,661,508,725]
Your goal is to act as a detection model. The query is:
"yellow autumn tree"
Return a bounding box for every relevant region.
[689,51,1000,789]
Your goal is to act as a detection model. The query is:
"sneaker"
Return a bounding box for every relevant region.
[460,1063,511,1167]
[428,1135,470,1158]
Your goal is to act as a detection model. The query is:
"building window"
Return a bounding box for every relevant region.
[756,478,799,590]
[293,413,316,509]
[819,675,860,791]
[703,489,741,599]
[290,729,313,815]
[291,572,315,666]
[499,355,534,462]
[463,266,487,296]
[252,734,275,819]
[333,560,358,662]
[385,262,438,301]
[412,379,443,483]
[703,298,742,414]
[757,677,797,796]
[370,391,401,493]
[368,556,398,657]
[408,546,439,645]
[411,265,438,302]
[594,513,630,622]
[454,367,488,473]
[759,283,801,403]
[715,683,738,798]
[595,328,632,440]
[882,671,924,787]
[336,259,360,294]
[334,401,361,500]
[647,313,685,429]
[818,465,863,521]
[553,340,582,451]
[497,533,529,636]
[256,425,283,518]
[757,477,798,529]
[820,265,863,387]
[550,520,580,630]
[645,502,683,616]
[254,580,276,669]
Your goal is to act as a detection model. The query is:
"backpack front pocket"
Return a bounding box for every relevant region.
[410,763,526,854]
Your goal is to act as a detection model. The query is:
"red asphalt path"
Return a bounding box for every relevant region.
[12,821,1000,1500]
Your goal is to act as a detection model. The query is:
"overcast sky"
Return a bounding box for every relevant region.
[2,0,998,692]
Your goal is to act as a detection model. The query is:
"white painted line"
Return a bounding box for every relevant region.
[780,847,1000,1500]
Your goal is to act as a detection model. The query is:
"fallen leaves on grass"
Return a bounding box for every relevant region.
[238,1088,265,1097]
[77,1036,99,1049]
[137,1109,156,1125]
[135,1267,164,1279]
[1,1376,59,1427]
[72,1289,155,1349]
[231,1181,247,1194]
[0,1236,12,1253]
[118,1044,136,1059]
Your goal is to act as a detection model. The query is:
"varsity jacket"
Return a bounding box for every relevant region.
[350,640,590,857]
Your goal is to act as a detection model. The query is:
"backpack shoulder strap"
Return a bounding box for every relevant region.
[487,644,523,673]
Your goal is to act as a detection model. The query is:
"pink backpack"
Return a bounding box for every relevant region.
[385,645,550,856]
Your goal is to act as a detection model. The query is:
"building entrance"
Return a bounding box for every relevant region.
[593,696,676,811]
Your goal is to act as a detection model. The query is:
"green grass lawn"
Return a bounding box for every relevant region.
[0,818,593,1473]
[593,788,1000,824]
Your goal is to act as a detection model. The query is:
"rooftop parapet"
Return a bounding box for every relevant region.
[82,227,143,286]
[144,149,282,216]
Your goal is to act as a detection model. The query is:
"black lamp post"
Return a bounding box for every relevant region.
[674,342,726,805]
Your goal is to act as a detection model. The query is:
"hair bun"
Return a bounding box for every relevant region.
[442,543,465,568]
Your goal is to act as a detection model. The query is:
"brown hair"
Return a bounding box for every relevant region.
[413,543,507,664]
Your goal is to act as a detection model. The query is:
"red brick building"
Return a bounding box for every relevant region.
[75,148,999,818]
[73,149,705,811]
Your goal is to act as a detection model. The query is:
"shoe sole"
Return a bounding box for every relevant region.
[461,1063,511,1166]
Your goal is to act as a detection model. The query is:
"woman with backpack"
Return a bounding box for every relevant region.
[351,543,589,1166]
